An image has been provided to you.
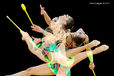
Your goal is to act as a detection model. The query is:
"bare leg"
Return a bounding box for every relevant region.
[71,45,109,68]
[6,71,28,76]
[6,45,109,76]
[66,40,100,57]
[6,63,55,76]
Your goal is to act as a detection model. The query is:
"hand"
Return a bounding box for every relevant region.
[20,30,30,41]
[40,4,45,15]
[89,62,95,70]
[31,24,44,33]
[32,36,42,44]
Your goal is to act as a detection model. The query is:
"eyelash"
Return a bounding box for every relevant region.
[53,18,58,22]
[79,32,85,34]
[53,19,57,22]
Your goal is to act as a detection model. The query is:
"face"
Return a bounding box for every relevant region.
[72,28,88,45]
[50,17,59,30]
[58,14,71,25]
[74,28,86,38]
[50,14,71,30]
[51,17,59,25]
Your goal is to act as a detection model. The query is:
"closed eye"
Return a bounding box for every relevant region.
[52,17,58,22]
[79,32,82,34]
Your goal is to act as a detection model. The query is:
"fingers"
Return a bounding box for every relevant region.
[40,4,42,9]
[20,31,30,41]
[37,38,42,42]
[40,4,45,15]
[20,30,26,36]
[31,24,39,28]
[40,4,44,10]
[32,36,38,40]
[30,24,43,33]
[32,36,42,44]
[32,36,41,41]
[31,25,39,32]
[20,30,24,34]
[32,36,35,39]
[31,24,37,28]
[31,25,35,28]
[32,36,38,43]
[41,10,44,15]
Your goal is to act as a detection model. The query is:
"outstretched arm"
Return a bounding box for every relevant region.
[20,31,48,62]
[40,4,51,26]
[31,24,53,36]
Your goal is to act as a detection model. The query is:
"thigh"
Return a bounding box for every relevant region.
[27,63,55,75]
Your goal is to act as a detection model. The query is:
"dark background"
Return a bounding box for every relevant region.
[0,0,113,76]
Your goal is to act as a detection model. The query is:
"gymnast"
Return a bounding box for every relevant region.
[6,28,108,76]
[30,7,95,75]
[6,5,109,76]
[7,16,109,76]
[31,4,94,71]
[28,5,109,76]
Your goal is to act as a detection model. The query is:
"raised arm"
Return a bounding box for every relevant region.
[40,4,51,26]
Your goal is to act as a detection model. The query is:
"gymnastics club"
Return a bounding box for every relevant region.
[86,50,96,76]
[21,3,33,25]
[6,16,22,31]
[92,69,96,76]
